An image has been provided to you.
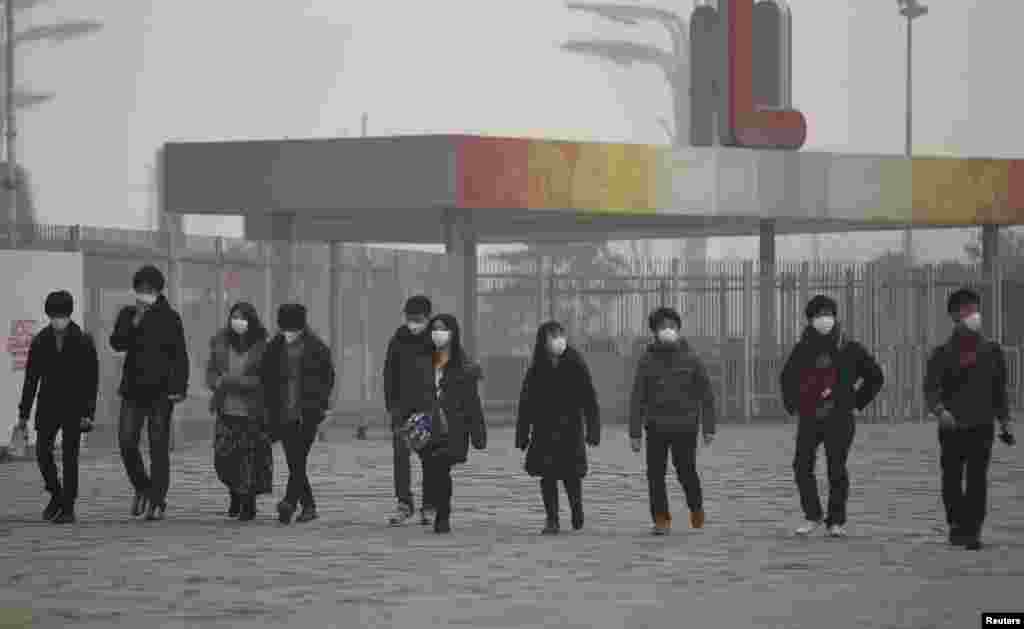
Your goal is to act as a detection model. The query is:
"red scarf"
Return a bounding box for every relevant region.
[956,304,980,368]
[799,358,838,418]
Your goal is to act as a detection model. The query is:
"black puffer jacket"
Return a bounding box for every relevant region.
[110,295,189,402]
[382,325,435,428]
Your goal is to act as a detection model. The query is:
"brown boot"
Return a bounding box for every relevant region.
[651,513,672,536]
[690,510,705,529]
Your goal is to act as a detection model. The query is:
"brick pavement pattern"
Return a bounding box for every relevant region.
[1,423,1022,629]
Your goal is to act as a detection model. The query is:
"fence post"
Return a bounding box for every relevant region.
[329,242,342,411]
[717,268,728,346]
[742,260,754,423]
[262,241,273,332]
[844,267,855,340]
[548,260,557,322]
[214,237,225,325]
[164,227,182,452]
[924,264,936,349]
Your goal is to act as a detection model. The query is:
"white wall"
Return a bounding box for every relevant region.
[14,0,1022,262]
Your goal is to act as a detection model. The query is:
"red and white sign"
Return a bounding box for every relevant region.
[6,319,39,371]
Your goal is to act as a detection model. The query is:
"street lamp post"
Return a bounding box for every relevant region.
[898,0,927,265]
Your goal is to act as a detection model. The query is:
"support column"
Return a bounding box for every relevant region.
[328,241,342,408]
[982,224,1000,341]
[268,213,297,312]
[443,209,478,359]
[758,219,777,412]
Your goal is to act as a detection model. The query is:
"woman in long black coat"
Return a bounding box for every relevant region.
[515,321,600,534]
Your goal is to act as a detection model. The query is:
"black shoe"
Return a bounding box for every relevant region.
[433,518,451,534]
[53,507,76,524]
[227,493,241,518]
[43,494,62,521]
[963,538,983,551]
[131,492,148,517]
[145,502,166,521]
[277,500,296,524]
[295,505,319,523]
[948,527,968,546]
[542,519,560,535]
[571,507,584,531]
[238,496,256,522]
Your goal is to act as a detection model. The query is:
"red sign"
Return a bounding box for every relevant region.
[6,319,37,371]
[727,0,807,149]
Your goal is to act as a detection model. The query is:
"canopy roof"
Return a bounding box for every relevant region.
[162,135,1024,244]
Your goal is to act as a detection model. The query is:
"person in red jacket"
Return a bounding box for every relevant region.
[924,288,1015,551]
[780,295,884,538]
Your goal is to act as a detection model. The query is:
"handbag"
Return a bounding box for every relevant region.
[400,412,434,452]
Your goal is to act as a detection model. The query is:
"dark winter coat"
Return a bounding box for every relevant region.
[260,330,335,438]
[431,359,487,465]
[382,325,435,428]
[515,347,600,479]
[109,295,189,402]
[923,329,1008,427]
[629,339,717,439]
[780,326,884,420]
[19,321,99,426]
[205,332,267,422]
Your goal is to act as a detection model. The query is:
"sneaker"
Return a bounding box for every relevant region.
[388,503,414,526]
[42,494,62,521]
[295,506,319,523]
[690,510,705,529]
[827,524,847,538]
[651,513,671,536]
[795,520,822,536]
[419,507,435,526]
[277,500,296,525]
[52,507,76,524]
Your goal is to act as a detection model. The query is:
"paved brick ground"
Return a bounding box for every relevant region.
[1,423,1022,629]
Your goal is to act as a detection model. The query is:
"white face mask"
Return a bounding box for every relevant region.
[230,318,249,334]
[135,292,157,306]
[548,336,567,356]
[431,330,451,348]
[812,316,835,335]
[50,317,70,332]
[407,321,427,334]
[963,312,982,332]
[657,328,679,343]
[282,330,300,344]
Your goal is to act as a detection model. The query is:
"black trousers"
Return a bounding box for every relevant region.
[939,422,995,538]
[392,429,429,511]
[421,441,453,521]
[646,429,702,522]
[119,398,174,506]
[540,476,582,522]
[793,416,856,527]
[282,420,318,508]
[36,418,81,508]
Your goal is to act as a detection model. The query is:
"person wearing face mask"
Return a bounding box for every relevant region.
[780,294,884,539]
[417,314,487,534]
[260,304,335,525]
[924,288,1015,551]
[628,307,717,536]
[110,265,190,521]
[206,302,272,522]
[382,295,437,526]
[515,321,600,534]
[17,291,98,524]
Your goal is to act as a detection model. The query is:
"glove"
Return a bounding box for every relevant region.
[630,437,642,453]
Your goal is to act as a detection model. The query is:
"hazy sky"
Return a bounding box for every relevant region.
[16,0,1022,262]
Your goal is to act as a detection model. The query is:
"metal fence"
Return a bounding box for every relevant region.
[3,221,1023,428]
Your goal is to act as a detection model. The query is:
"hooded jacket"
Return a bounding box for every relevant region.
[382,324,436,427]
[780,324,884,419]
[628,338,717,439]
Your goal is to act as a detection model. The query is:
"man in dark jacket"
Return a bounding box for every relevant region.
[629,306,717,536]
[109,265,189,521]
[924,288,1015,551]
[382,295,436,526]
[262,304,335,525]
[17,290,99,524]
[780,294,884,538]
